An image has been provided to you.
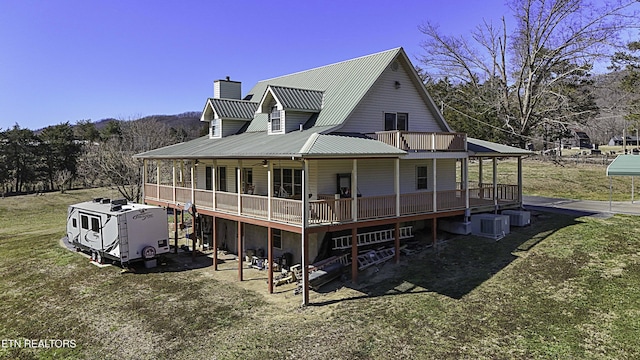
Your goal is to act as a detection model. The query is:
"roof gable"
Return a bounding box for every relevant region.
[266,85,324,112]
[203,98,258,121]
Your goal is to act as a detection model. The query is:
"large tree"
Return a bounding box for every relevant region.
[39,122,82,190]
[93,119,179,202]
[419,0,638,147]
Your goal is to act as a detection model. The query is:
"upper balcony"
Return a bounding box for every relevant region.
[369,131,466,152]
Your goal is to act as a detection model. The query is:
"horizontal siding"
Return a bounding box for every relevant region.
[400,159,457,193]
[284,111,311,133]
[340,62,443,133]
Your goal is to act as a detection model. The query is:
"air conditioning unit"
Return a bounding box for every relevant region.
[471,214,510,240]
[502,210,531,227]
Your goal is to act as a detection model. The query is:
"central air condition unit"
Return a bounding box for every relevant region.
[502,210,531,227]
[471,214,510,240]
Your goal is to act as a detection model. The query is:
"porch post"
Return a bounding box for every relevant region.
[142,159,147,199]
[478,158,483,198]
[432,159,437,212]
[173,208,178,254]
[395,158,400,217]
[190,161,195,203]
[268,227,273,293]
[237,220,243,281]
[172,160,176,203]
[394,222,400,263]
[237,162,242,215]
[302,159,309,306]
[464,157,470,209]
[212,216,218,271]
[157,160,161,200]
[212,160,217,211]
[493,157,498,212]
[517,157,523,207]
[267,161,273,221]
[352,159,358,221]
[351,226,358,284]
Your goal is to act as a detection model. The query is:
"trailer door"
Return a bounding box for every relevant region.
[79,212,102,249]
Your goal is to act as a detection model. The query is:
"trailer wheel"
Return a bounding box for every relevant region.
[90,251,96,262]
[96,252,102,264]
[142,246,156,259]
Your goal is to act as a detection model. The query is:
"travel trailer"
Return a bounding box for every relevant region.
[66,198,170,266]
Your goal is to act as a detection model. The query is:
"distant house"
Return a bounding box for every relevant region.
[566,130,592,149]
[609,136,640,147]
[135,48,530,304]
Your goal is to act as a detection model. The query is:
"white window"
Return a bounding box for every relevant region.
[270,106,283,134]
[273,168,302,198]
[384,112,408,131]
[210,119,221,138]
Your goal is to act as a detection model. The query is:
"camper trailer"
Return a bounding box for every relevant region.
[67,198,170,266]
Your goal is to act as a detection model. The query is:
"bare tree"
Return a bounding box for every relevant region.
[419,0,639,147]
[95,119,179,202]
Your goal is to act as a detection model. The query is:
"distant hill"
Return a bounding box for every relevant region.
[92,111,203,131]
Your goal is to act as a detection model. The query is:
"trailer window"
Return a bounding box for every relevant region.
[72,219,77,228]
[91,218,100,232]
[81,215,88,230]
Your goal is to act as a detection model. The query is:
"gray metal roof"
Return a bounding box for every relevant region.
[467,138,533,157]
[135,127,404,159]
[607,155,640,176]
[207,98,257,120]
[269,86,324,112]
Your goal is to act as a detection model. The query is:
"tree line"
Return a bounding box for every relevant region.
[0,118,205,200]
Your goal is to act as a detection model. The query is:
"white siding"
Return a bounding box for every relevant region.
[340,62,444,133]
[399,159,457,193]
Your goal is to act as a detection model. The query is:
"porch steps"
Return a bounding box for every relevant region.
[357,248,396,270]
[332,226,413,250]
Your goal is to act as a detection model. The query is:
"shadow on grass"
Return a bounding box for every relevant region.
[310,209,584,306]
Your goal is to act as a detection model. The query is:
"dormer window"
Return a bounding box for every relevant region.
[270,105,283,134]
[210,118,221,138]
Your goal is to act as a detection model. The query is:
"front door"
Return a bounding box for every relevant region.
[79,212,102,249]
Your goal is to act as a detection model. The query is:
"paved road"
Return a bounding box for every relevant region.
[523,195,640,217]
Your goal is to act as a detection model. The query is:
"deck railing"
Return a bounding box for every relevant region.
[370,131,466,151]
[143,183,519,226]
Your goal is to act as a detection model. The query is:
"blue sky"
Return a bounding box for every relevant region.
[0,0,512,131]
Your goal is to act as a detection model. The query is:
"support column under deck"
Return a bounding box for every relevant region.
[394,222,400,264]
[268,227,273,294]
[212,216,217,271]
[237,220,243,281]
[351,227,358,284]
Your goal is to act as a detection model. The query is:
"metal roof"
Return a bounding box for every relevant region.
[269,86,323,112]
[135,127,404,159]
[606,155,640,176]
[467,138,533,157]
[245,48,403,132]
[207,98,257,120]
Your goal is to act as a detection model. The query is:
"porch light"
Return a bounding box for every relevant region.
[394,81,401,89]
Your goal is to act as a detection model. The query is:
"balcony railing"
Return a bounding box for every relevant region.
[369,131,466,151]
[144,182,519,227]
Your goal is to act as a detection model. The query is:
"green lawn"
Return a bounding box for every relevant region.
[1,166,640,359]
[467,157,637,201]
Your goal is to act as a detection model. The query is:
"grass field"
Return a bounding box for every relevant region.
[1,161,640,359]
[468,157,637,201]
